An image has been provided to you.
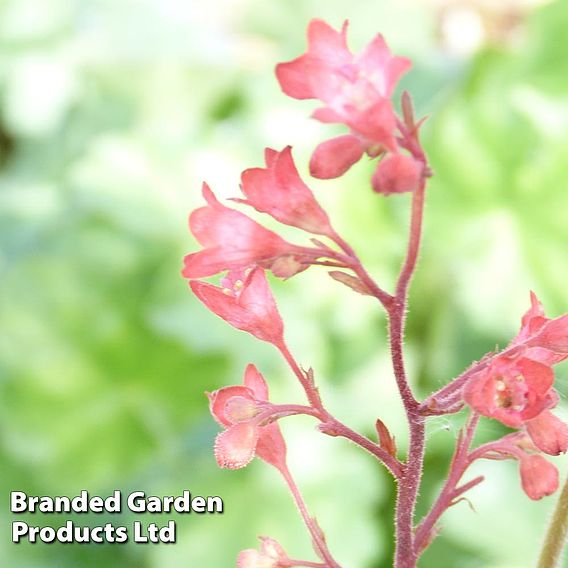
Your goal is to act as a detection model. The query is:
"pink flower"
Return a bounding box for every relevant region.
[463,354,555,429]
[190,267,284,346]
[238,146,333,237]
[237,537,290,568]
[209,364,287,471]
[464,321,568,458]
[182,183,310,279]
[519,454,559,500]
[371,153,421,195]
[276,19,412,180]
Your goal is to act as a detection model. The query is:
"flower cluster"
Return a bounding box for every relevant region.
[183,16,568,568]
[276,19,422,193]
[464,293,568,499]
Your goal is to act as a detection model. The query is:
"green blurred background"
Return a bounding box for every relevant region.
[1,0,567,566]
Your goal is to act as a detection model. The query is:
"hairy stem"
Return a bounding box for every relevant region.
[391,178,427,567]
[330,231,393,308]
[281,466,341,568]
[414,414,480,553]
[537,473,568,568]
[276,350,404,478]
[395,416,425,567]
[324,419,404,478]
[278,342,325,412]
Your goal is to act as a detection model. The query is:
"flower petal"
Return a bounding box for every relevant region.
[531,314,568,358]
[355,34,412,97]
[243,364,269,400]
[310,135,364,179]
[237,537,288,568]
[236,549,268,568]
[275,55,316,99]
[312,107,343,123]
[517,358,555,414]
[183,184,301,279]
[237,268,285,343]
[240,146,332,235]
[214,422,259,469]
[190,268,284,345]
[307,19,350,60]
[208,385,254,426]
[259,536,288,562]
[256,423,287,472]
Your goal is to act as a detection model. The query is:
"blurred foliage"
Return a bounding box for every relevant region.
[1,0,567,567]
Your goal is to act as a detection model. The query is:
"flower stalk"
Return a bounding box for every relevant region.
[537,474,568,568]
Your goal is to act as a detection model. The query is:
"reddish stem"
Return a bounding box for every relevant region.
[280,465,341,568]
[323,419,404,478]
[278,342,325,412]
[420,357,494,414]
[414,414,480,553]
[329,231,394,308]
[277,347,404,478]
[390,178,427,568]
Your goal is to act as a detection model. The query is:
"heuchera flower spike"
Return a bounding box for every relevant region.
[209,364,287,471]
[183,17,568,565]
[238,146,334,237]
[190,267,284,346]
[237,536,290,568]
[276,19,413,183]
[462,293,568,504]
[182,183,310,279]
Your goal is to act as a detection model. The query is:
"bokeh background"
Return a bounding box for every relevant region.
[1,0,568,566]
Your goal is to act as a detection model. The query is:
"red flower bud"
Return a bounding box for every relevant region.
[525,410,568,456]
[519,454,558,500]
[372,154,421,195]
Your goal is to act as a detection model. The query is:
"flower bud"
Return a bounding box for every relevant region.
[519,454,558,500]
[372,153,421,195]
[525,410,568,456]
